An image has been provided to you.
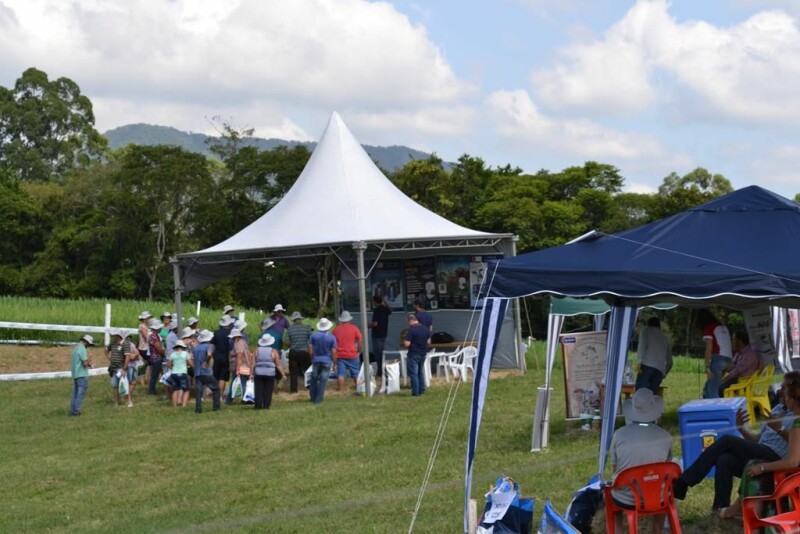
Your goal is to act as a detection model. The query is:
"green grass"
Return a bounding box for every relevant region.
[1,346,732,533]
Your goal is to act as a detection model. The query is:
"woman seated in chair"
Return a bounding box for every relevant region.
[718,330,760,397]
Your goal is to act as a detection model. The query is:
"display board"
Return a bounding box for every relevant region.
[403,257,438,310]
[436,255,471,309]
[370,260,404,311]
[743,307,778,367]
[560,331,608,420]
[470,254,503,308]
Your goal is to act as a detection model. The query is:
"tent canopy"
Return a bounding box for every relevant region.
[176,111,512,291]
[487,186,800,309]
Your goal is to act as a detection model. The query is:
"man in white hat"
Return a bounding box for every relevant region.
[70,334,95,416]
[285,311,312,394]
[608,388,672,530]
[223,305,236,319]
[213,315,235,400]
[191,329,220,413]
[308,318,338,404]
[333,310,363,392]
[263,304,290,336]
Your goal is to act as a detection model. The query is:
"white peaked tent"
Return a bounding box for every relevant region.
[173,112,519,393]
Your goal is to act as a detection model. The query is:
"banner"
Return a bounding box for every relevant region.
[369,260,404,311]
[560,331,608,420]
[469,254,503,308]
[436,255,471,309]
[743,307,777,367]
[790,309,800,358]
[404,257,437,310]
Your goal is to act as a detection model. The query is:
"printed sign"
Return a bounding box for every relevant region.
[743,307,777,367]
[404,257,437,311]
[561,331,608,419]
[469,255,503,308]
[436,255,471,309]
[370,261,404,311]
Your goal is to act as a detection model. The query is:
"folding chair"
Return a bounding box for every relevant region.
[742,471,800,533]
[603,461,682,534]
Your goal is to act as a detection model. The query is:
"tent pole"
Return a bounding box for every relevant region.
[509,237,525,372]
[171,258,183,331]
[354,242,372,397]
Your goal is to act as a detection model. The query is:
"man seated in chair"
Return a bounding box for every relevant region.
[718,330,760,398]
[609,388,673,533]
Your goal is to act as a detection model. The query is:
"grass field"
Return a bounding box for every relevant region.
[0,335,743,533]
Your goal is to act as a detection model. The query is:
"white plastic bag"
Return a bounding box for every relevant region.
[242,378,255,404]
[230,376,243,399]
[381,362,401,394]
[160,370,172,386]
[118,374,129,396]
[356,363,377,396]
[304,365,313,389]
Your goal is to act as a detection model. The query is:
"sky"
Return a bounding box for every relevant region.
[1,0,800,198]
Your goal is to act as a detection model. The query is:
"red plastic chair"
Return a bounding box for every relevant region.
[603,461,682,533]
[742,471,800,533]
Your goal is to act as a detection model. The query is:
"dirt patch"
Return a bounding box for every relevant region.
[0,344,106,374]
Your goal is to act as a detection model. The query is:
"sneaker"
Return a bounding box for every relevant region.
[127,401,133,408]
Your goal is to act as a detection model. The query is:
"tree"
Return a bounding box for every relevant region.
[652,167,733,219]
[0,68,107,182]
[547,161,624,201]
[390,154,450,213]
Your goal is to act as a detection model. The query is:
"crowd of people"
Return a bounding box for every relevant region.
[68,295,425,414]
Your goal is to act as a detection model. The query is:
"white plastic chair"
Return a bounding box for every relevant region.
[441,346,477,382]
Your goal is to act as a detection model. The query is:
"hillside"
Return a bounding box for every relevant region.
[104,123,439,172]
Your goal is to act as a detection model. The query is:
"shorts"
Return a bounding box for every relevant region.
[171,373,190,391]
[213,359,230,381]
[126,366,138,383]
[337,357,360,379]
[109,370,122,388]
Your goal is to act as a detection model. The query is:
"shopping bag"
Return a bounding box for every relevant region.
[356,363,377,396]
[304,366,313,389]
[223,381,231,399]
[230,376,243,399]
[160,370,173,386]
[477,476,534,534]
[380,362,401,394]
[118,374,129,396]
[242,378,255,404]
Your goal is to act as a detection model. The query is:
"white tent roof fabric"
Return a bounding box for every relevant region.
[181,112,506,258]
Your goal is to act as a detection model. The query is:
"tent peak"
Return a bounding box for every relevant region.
[692,185,800,213]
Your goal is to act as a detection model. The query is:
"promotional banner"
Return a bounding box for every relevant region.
[404,257,437,310]
[743,307,777,367]
[369,260,404,311]
[790,309,800,358]
[436,255,471,309]
[560,331,608,420]
[469,254,503,308]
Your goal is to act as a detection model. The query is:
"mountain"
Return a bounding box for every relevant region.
[103,123,440,172]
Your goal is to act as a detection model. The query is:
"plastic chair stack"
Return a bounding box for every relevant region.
[439,346,477,383]
[742,470,800,533]
[603,461,682,534]
[723,364,774,423]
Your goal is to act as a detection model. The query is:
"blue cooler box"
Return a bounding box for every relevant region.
[678,397,746,478]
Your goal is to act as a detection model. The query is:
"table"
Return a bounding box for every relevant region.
[429,340,477,351]
[598,383,666,412]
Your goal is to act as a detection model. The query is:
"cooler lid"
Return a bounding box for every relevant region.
[678,397,747,413]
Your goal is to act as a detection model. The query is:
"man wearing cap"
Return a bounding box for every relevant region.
[369,295,392,387]
[70,334,94,416]
[191,329,220,413]
[308,318,337,404]
[404,314,430,396]
[608,388,672,531]
[285,311,312,393]
[137,311,152,387]
[213,315,234,401]
[147,319,166,395]
[333,311,363,392]
[104,329,127,407]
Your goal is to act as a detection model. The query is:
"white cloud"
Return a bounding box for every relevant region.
[349,106,476,138]
[531,0,800,125]
[747,144,800,191]
[0,0,471,138]
[487,89,665,160]
[625,182,658,194]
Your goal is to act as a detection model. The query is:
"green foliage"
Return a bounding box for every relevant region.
[0,67,107,182]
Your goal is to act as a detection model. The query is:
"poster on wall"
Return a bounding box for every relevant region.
[370,261,404,311]
[341,267,364,312]
[436,255,471,309]
[404,258,437,311]
[743,307,777,367]
[561,331,608,420]
[469,255,503,308]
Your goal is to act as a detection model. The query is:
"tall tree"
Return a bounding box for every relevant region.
[0,68,107,182]
[652,167,733,219]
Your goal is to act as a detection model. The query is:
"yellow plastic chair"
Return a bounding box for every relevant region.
[723,364,774,423]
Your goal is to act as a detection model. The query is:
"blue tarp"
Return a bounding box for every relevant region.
[487,186,800,309]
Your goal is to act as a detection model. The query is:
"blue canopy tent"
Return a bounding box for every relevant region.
[464,185,800,532]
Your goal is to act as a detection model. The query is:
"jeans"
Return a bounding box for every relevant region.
[194,374,220,413]
[148,358,163,395]
[288,350,311,393]
[703,354,732,399]
[70,377,89,415]
[635,365,664,393]
[309,362,331,403]
[254,375,276,409]
[679,434,781,509]
[372,337,386,377]
[406,352,426,396]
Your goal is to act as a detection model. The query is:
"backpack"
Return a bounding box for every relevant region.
[431,331,454,344]
[565,480,603,534]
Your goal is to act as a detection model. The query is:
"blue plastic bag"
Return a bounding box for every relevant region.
[477,476,534,534]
